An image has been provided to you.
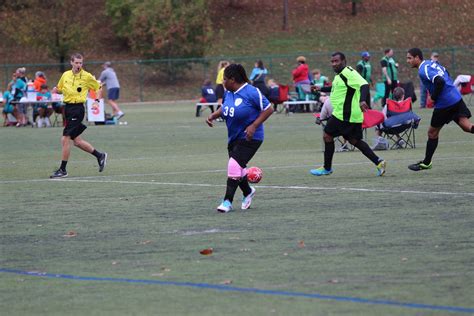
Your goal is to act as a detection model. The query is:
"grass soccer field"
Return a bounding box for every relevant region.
[1,101,473,315]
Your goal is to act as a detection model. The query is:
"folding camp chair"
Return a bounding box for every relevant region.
[270,84,289,113]
[380,97,421,149]
[459,75,474,106]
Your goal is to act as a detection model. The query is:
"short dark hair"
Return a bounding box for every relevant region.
[40,84,48,90]
[70,53,83,61]
[256,60,264,69]
[393,87,405,101]
[408,48,424,60]
[384,48,391,54]
[331,51,346,61]
[224,64,250,84]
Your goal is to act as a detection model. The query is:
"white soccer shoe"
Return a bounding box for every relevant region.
[217,200,233,213]
[241,186,256,210]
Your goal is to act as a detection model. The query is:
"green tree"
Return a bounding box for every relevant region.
[105,0,212,60]
[0,0,92,71]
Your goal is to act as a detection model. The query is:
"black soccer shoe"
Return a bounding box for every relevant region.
[50,169,68,179]
[98,152,108,172]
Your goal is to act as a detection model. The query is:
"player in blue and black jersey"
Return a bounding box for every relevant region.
[406,48,474,171]
[206,64,273,213]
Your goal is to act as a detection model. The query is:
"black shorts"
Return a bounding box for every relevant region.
[227,139,262,168]
[63,103,87,139]
[324,116,363,140]
[215,84,225,100]
[431,99,471,128]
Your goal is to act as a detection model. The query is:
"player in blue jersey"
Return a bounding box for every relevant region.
[206,64,274,213]
[406,48,474,171]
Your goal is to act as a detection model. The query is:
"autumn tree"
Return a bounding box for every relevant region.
[105,0,212,60]
[0,0,92,71]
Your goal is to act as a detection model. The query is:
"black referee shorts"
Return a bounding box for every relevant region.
[215,84,225,100]
[63,103,87,139]
[431,99,472,128]
[227,139,262,168]
[324,116,363,141]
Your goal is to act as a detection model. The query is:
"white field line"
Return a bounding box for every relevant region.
[2,154,472,182]
[4,178,471,197]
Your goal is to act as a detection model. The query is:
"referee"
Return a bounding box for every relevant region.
[310,52,386,176]
[50,53,107,178]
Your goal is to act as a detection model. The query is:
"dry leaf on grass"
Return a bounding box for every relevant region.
[327,279,339,284]
[161,267,171,272]
[63,230,77,238]
[200,248,213,255]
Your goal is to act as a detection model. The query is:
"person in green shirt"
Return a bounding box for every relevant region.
[380,48,399,106]
[356,51,372,107]
[310,52,386,176]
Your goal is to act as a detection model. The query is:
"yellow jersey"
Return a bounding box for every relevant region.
[57,69,100,104]
[216,67,225,85]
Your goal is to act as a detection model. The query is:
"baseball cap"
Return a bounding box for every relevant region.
[103,61,112,67]
[361,51,370,58]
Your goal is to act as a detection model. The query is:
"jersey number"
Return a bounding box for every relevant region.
[223,106,234,117]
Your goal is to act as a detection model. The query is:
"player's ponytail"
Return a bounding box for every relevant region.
[224,64,250,84]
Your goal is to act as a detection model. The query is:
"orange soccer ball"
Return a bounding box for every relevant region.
[247,166,263,183]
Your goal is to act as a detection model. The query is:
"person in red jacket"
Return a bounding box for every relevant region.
[292,56,310,86]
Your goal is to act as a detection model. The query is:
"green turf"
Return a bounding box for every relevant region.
[1,100,473,315]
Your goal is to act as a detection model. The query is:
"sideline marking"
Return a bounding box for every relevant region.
[1,268,473,314]
[56,179,474,197]
[1,178,473,197]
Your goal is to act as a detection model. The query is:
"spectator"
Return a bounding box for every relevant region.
[2,91,20,126]
[292,56,310,87]
[33,71,47,92]
[373,86,407,149]
[267,79,280,111]
[249,60,269,98]
[420,52,439,108]
[311,69,330,104]
[356,51,372,107]
[380,48,399,106]
[99,61,124,120]
[35,84,53,128]
[453,74,472,92]
[196,79,217,117]
[7,71,27,127]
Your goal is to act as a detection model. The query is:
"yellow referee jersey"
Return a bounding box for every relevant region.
[57,69,100,104]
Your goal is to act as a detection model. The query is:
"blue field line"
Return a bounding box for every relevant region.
[2,268,474,313]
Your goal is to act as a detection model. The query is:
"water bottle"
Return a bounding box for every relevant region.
[27,81,36,101]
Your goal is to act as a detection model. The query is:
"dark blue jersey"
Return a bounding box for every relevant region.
[222,83,271,143]
[201,85,217,102]
[418,60,461,109]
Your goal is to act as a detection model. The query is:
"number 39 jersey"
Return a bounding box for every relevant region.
[418,60,461,109]
[222,83,271,143]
